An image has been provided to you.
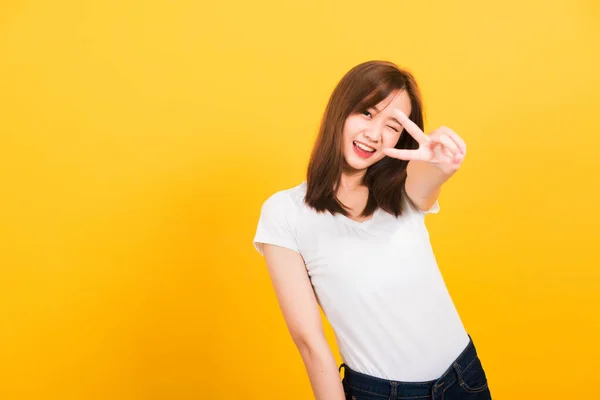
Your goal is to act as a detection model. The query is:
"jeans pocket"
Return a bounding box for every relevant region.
[457,357,489,393]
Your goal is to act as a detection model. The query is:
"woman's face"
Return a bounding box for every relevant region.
[342,90,412,171]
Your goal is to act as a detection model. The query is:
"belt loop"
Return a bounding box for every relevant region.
[389,381,398,398]
[339,363,346,375]
[452,361,464,385]
[432,380,445,399]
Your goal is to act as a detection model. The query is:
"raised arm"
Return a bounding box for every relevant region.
[263,243,345,400]
[382,110,467,212]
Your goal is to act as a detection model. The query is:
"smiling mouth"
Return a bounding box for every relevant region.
[353,141,376,153]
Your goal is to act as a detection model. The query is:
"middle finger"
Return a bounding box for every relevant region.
[395,110,430,145]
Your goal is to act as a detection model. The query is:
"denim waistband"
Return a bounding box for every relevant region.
[339,334,479,399]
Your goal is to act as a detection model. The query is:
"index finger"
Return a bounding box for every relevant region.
[396,110,430,144]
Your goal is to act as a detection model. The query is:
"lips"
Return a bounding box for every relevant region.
[353,141,376,152]
[353,141,376,158]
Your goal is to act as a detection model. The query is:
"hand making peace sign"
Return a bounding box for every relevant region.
[382,110,467,175]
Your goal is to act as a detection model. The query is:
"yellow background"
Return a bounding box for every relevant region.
[1,0,599,398]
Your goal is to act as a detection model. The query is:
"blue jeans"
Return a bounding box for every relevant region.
[339,334,492,400]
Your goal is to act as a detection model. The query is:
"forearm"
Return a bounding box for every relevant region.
[407,160,454,193]
[297,340,345,400]
[406,160,455,208]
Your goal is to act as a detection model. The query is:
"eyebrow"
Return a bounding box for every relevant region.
[372,106,403,126]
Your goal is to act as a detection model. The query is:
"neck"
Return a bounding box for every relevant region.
[339,169,366,192]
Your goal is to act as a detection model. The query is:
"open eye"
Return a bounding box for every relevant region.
[361,110,372,117]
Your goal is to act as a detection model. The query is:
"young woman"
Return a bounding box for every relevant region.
[253,60,492,400]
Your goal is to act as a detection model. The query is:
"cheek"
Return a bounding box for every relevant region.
[383,131,402,148]
[343,115,363,135]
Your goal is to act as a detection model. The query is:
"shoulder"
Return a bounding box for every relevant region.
[259,181,307,224]
[254,182,306,256]
[261,181,306,212]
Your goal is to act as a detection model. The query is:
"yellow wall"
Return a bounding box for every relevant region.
[1,0,599,398]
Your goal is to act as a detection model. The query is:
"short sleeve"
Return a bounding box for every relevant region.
[420,200,440,215]
[402,188,440,217]
[253,192,300,256]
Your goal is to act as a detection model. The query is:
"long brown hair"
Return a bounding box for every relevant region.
[305,60,425,218]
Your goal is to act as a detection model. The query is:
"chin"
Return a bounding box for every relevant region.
[344,153,379,171]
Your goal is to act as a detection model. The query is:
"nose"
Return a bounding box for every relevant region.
[363,127,381,143]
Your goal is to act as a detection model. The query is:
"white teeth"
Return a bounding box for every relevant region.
[354,141,375,152]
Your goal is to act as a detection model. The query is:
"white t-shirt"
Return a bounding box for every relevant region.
[253,181,469,381]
